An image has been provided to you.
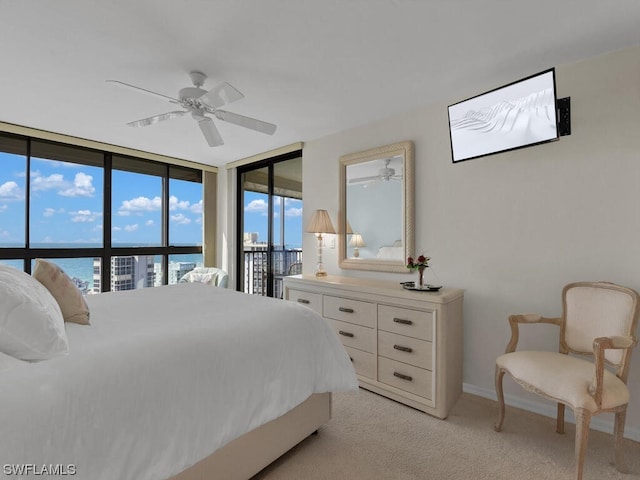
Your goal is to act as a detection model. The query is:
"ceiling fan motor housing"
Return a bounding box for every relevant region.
[179,87,207,101]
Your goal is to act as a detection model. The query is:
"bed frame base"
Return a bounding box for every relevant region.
[169,393,331,480]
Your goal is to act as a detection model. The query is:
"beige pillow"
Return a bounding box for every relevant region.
[32,259,90,325]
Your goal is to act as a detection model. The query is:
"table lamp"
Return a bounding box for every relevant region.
[306,209,335,277]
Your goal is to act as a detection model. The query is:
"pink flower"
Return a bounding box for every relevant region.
[406,254,430,270]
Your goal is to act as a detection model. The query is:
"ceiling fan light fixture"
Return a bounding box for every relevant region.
[108,71,276,147]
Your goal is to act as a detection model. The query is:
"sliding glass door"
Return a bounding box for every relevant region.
[236,152,302,297]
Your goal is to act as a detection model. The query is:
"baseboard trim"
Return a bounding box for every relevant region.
[463,383,640,442]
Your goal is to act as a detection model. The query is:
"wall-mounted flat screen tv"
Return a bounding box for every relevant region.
[448,68,559,163]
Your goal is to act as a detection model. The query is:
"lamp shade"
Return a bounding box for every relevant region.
[306,209,336,234]
[349,233,366,248]
[346,220,353,235]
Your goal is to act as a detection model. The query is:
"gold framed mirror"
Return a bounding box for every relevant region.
[338,141,414,273]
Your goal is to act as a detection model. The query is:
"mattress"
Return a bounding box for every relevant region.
[0,283,358,480]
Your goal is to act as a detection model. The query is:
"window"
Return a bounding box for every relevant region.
[112,169,162,247]
[29,143,104,248]
[0,135,27,247]
[237,152,302,297]
[0,132,208,293]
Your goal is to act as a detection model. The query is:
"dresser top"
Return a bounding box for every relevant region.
[284,274,463,305]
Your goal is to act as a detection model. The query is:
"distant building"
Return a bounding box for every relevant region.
[93,255,155,292]
[153,263,163,287]
[243,232,259,245]
[168,261,196,285]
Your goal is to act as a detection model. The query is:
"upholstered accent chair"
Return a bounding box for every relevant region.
[287,262,302,275]
[494,282,640,480]
[179,267,229,288]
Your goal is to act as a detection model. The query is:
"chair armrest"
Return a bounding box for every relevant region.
[504,314,563,353]
[590,335,638,406]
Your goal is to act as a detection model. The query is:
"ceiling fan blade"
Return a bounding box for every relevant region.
[349,176,380,184]
[126,111,186,127]
[106,80,179,103]
[199,82,244,110]
[213,110,277,135]
[197,117,224,147]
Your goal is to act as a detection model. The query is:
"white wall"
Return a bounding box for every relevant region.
[300,45,640,439]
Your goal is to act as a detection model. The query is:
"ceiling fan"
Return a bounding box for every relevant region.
[348,158,403,185]
[107,71,277,147]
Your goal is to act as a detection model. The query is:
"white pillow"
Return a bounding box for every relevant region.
[0,265,69,361]
[0,351,28,371]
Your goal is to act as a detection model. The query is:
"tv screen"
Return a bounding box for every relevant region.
[448,68,559,163]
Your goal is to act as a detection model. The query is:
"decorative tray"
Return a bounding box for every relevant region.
[401,283,442,292]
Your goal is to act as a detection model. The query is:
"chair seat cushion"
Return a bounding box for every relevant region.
[496,351,629,412]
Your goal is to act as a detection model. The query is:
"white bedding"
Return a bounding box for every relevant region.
[0,283,358,480]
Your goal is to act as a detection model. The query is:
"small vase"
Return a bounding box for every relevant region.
[418,267,425,289]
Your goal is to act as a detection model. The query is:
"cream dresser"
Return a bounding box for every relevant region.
[283,274,464,419]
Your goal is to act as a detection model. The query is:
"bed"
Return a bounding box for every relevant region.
[0,272,358,480]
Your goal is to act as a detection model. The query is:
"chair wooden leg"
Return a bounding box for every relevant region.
[494,367,506,432]
[574,408,591,480]
[556,403,565,434]
[614,408,628,473]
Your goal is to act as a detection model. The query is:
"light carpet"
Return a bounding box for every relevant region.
[252,389,640,480]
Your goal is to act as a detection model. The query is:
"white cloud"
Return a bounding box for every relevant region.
[118,196,162,215]
[31,172,67,192]
[0,205,7,212]
[285,207,303,217]
[43,207,65,217]
[112,226,122,232]
[245,199,268,213]
[124,224,139,232]
[69,209,100,223]
[170,213,191,225]
[145,220,154,226]
[59,172,95,197]
[0,181,24,200]
[190,200,203,214]
[169,195,190,211]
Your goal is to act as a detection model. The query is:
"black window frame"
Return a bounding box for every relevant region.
[0,132,205,292]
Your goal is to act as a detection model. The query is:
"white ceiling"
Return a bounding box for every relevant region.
[1,1,639,167]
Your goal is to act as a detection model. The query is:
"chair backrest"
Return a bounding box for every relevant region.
[179,267,229,288]
[562,282,640,370]
[287,262,302,275]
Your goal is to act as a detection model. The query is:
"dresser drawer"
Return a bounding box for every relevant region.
[324,295,376,328]
[328,319,375,353]
[378,305,434,341]
[378,357,432,399]
[344,346,376,379]
[378,331,432,370]
[287,289,322,315]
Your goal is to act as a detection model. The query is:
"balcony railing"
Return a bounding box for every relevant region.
[243,248,302,297]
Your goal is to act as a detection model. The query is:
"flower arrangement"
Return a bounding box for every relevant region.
[406,254,430,271]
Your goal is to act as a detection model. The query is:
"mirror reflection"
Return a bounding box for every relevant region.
[346,155,403,260]
[339,141,414,273]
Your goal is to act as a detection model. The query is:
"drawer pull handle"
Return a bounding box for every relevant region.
[393,372,413,382]
[394,344,413,353]
[393,318,413,325]
[339,307,355,313]
[297,298,310,304]
[339,330,354,338]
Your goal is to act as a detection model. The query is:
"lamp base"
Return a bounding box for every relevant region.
[315,271,328,277]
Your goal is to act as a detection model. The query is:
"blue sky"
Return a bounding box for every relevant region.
[243,191,303,248]
[0,153,202,246]
[0,151,303,248]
